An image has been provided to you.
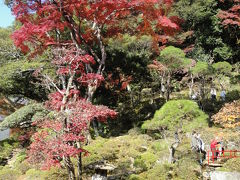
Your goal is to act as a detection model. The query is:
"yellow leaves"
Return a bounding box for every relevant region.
[212,100,240,128]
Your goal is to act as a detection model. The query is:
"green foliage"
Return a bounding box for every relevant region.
[15,161,31,175]
[0,138,19,164]
[142,100,208,132]
[0,59,50,99]
[0,28,20,65]
[24,167,68,180]
[134,152,158,170]
[0,166,21,180]
[191,61,210,76]
[172,0,239,63]
[0,103,48,130]
[136,163,175,180]
[219,158,240,172]
[213,45,233,61]
[226,90,240,102]
[83,129,170,175]
[107,34,153,60]
[158,46,191,71]
[212,61,232,74]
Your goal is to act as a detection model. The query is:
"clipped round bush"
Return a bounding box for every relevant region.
[142,100,208,132]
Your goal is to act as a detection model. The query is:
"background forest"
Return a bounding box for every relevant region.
[0,0,239,179]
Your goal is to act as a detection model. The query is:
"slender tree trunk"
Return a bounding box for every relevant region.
[189,74,194,98]
[168,138,180,163]
[77,153,82,180]
[76,142,83,180]
[86,84,100,137]
[166,73,171,101]
[64,156,76,180]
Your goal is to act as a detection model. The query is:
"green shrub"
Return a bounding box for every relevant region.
[220,158,240,172]
[174,158,200,180]
[138,163,175,180]
[128,174,145,180]
[0,103,48,130]
[15,161,31,175]
[151,141,168,152]
[25,169,45,180]
[226,90,240,102]
[0,138,19,164]
[25,167,68,180]
[0,167,21,180]
[43,167,68,180]
[142,100,208,132]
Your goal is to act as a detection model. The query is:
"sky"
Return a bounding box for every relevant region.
[0,1,15,28]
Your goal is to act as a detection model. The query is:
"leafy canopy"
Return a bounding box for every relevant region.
[158,46,191,72]
[191,61,210,77]
[212,61,232,75]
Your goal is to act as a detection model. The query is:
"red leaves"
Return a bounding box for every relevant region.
[11,0,179,55]
[157,16,180,35]
[78,73,104,87]
[218,1,240,27]
[148,60,167,73]
[28,98,117,169]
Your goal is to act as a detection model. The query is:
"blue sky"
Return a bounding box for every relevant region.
[0,1,15,28]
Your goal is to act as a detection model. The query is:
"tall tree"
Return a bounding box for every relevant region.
[172,0,240,63]
[27,47,117,180]
[11,0,180,102]
[148,46,191,101]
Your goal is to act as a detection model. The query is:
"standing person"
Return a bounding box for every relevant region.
[196,133,206,165]
[210,87,217,100]
[220,89,226,101]
[210,137,219,161]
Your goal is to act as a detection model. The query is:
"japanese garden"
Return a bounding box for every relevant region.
[0,0,239,179]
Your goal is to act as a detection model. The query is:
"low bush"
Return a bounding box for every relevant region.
[0,167,21,180]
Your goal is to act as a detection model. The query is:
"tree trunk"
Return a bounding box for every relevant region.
[189,74,194,98]
[77,153,82,180]
[166,73,171,101]
[76,142,83,180]
[64,156,76,180]
[2,96,18,111]
[168,131,180,163]
[199,78,205,101]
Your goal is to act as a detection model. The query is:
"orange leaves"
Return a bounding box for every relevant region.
[212,100,240,128]
[148,60,167,73]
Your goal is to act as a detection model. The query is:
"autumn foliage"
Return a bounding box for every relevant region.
[11,0,180,55]
[212,100,240,128]
[218,0,240,27]
[29,98,116,170]
[27,47,117,179]
[9,0,181,179]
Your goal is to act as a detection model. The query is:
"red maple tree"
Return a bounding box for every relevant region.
[218,0,240,27]
[11,0,180,101]
[28,47,117,179]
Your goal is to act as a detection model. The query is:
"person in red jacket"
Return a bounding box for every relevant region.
[210,137,219,161]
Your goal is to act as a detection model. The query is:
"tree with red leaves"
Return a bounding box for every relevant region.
[218,0,240,27]
[11,0,180,101]
[28,47,117,179]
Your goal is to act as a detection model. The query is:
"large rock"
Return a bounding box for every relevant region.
[210,171,240,180]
